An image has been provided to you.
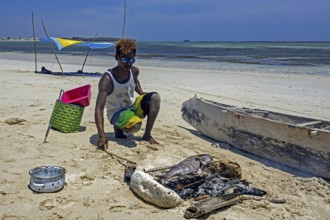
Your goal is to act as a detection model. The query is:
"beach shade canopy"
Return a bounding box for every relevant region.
[40,37,115,50]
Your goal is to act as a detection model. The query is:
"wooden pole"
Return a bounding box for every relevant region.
[80,31,99,73]
[32,13,38,73]
[121,0,126,38]
[41,19,64,76]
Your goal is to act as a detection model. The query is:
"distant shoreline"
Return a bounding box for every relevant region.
[1,37,330,43]
[0,37,130,42]
[0,37,35,41]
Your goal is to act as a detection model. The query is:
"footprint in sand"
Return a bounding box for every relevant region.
[39,196,77,211]
[4,118,27,125]
[82,198,95,207]
[3,158,16,163]
[83,121,95,126]
[164,129,191,141]
[39,199,56,211]
[108,205,127,212]
[80,174,95,186]
[29,100,42,107]
[18,133,35,140]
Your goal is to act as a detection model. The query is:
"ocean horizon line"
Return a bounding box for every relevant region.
[1,37,330,43]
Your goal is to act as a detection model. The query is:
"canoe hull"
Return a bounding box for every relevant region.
[182,97,330,179]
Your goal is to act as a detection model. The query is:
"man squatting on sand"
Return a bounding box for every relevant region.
[95,39,161,150]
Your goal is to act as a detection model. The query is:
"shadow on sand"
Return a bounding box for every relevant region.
[35,70,102,77]
[89,132,141,149]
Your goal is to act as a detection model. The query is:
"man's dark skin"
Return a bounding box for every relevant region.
[95,51,160,150]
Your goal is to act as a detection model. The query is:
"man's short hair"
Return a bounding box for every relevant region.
[116,39,137,56]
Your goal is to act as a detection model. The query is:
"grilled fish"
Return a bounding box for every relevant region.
[162,154,212,179]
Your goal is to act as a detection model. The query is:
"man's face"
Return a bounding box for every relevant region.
[116,52,135,70]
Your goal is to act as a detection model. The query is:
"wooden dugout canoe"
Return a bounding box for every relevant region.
[181,97,330,179]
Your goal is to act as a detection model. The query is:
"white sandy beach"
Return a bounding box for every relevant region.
[0,51,329,219]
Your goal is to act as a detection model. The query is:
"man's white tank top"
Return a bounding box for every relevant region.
[105,70,136,122]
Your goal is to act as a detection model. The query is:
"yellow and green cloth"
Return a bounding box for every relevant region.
[115,94,145,129]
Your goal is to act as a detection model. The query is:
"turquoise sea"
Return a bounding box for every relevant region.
[1,41,330,67]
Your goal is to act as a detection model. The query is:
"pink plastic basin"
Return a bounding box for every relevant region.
[60,84,92,107]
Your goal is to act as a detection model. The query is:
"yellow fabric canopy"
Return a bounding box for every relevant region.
[53,38,82,50]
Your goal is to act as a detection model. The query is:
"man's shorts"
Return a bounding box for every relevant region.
[111,92,156,129]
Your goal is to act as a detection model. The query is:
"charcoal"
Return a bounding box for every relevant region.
[234,184,267,196]
[124,165,136,184]
[159,173,267,199]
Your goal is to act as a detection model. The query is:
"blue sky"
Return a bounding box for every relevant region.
[1,0,329,41]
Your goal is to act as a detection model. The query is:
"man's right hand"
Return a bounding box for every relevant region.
[97,135,108,150]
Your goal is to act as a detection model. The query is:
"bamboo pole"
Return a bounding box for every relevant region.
[32,13,38,73]
[121,0,126,38]
[41,19,64,76]
[79,31,99,73]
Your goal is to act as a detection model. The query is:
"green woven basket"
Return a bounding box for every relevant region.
[49,98,84,133]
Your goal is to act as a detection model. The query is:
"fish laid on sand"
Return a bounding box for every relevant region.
[161,154,212,179]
